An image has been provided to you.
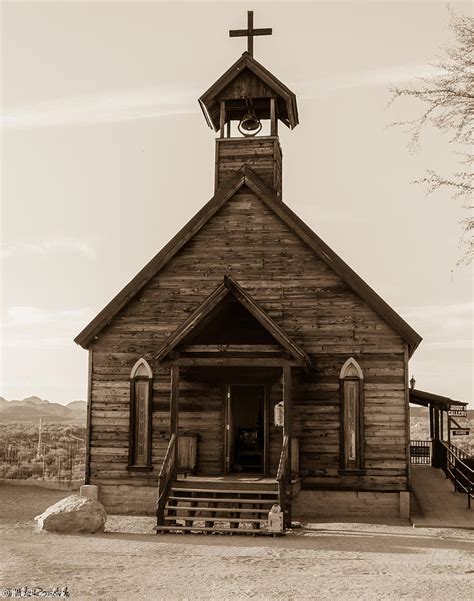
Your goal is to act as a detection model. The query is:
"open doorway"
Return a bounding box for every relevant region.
[226,385,266,474]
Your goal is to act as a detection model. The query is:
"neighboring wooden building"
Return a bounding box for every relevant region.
[75,13,422,532]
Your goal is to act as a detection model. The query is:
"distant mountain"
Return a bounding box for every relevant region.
[67,400,87,412]
[0,396,86,423]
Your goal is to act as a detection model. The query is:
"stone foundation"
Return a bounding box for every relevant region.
[96,485,410,518]
[292,490,410,519]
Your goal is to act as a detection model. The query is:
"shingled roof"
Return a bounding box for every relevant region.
[74,166,422,355]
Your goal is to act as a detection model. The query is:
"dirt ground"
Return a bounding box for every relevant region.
[1,485,473,600]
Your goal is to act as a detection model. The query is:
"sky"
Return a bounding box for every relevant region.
[1,1,472,407]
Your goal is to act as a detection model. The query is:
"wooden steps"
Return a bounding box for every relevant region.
[168,495,276,504]
[165,505,269,514]
[156,478,281,536]
[164,516,268,524]
[154,525,270,535]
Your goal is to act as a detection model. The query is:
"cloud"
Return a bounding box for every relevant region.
[296,63,445,99]
[1,238,96,259]
[1,306,93,351]
[2,63,443,129]
[1,86,199,129]
[402,301,473,324]
[4,306,91,328]
[423,339,473,350]
[401,301,473,351]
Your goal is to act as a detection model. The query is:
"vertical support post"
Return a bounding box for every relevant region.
[219,100,226,139]
[283,365,292,439]
[85,350,93,485]
[434,409,440,441]
[226,120,231,138]
[429,405,434,439]
[170,365,179,437]
[432,408,441,468]
[447,415,451,447]
[270,97,277,136]
[440,410,444,441]
[282,364,292,527]
[403,344,411,490]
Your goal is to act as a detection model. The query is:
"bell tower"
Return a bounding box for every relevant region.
[198,11,299,199]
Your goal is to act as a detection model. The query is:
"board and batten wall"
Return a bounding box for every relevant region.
[87,187,409,515]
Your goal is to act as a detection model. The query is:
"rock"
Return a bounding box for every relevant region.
[34,494,107,533]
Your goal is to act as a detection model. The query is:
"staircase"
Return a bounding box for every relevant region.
[155,478,280,535]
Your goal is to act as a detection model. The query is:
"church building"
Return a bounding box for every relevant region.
[75,12,422,533]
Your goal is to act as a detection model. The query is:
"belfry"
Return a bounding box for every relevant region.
[76,12,426,533]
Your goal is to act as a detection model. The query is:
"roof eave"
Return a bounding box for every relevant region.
[199,53,299,131]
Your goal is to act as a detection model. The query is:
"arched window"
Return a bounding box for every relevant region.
[339,358,364,471]
[128,358,153,469]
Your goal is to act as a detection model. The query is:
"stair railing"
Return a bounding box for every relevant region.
[156,433,178,527]
[277,434,290,528]
[436,439,473,509]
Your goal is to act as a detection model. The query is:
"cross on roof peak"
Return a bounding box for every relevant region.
[229,10,272,57]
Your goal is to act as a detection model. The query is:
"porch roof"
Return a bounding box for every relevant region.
[409,388,467,411]
[154,275,312,368]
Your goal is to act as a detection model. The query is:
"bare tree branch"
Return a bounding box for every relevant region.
[390,7,473,264]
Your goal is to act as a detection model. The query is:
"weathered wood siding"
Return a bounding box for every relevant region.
[215,137,282,197]
[89,184,408,492]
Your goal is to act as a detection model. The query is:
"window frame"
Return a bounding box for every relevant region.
[339,357,365,473]
[128,358,153,471]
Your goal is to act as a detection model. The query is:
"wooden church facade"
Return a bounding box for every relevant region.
[76,15,421,529]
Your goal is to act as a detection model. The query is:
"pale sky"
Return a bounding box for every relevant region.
[1,1,472,407]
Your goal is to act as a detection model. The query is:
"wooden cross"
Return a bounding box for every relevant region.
[229,11,272,57]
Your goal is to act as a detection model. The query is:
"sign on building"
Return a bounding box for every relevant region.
[448,408,467,417]
[451,429,470,436]
[274,401,284,427]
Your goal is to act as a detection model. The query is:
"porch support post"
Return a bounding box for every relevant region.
[170,365,179,437]
[429,404,434,439]
[434,408,440,441]
[432,408,440,468]
[282,364,292,527]
[283,364,292,438]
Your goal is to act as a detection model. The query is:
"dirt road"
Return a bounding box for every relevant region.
[1,485,473,600]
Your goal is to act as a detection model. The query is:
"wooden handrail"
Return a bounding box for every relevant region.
[277,435,290,528]
[437,440,473,509]
[277,434,289,481]
[156,433,178,527]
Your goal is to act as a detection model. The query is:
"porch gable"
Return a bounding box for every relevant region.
[155,275,312,368]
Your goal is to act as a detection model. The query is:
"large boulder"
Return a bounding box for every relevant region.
[34,494,107,533]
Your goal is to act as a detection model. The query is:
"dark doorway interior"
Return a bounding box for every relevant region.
[230,385,265,474]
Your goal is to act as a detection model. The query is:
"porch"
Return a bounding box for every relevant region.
[153,277,311,534]
[409,388,473,513]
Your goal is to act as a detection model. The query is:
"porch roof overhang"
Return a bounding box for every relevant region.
[154,275,312,369]
[409,388,467,411]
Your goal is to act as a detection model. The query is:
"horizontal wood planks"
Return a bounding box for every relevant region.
[215,138,282,197]
[89,184,408,492]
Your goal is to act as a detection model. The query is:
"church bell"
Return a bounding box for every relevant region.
[238,99,262,136]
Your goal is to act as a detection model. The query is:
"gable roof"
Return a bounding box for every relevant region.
[74,165,422,355]
[155,275,312,368]
[199,52,299,131]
